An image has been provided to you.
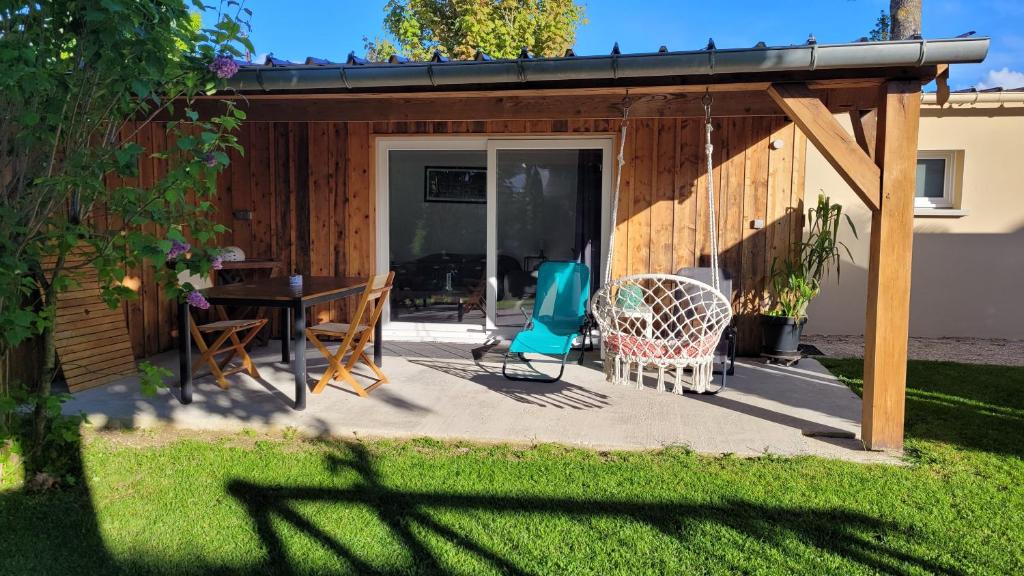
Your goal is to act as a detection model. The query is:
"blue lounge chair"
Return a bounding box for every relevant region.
[502,261,591,383]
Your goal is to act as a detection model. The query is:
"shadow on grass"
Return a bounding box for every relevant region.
[819,358,1024,458]
[0,435,968,576]
[223,442,961,576]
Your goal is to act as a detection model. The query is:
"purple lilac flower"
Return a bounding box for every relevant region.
[211,255,223,270]
[187,290,210,310]
[166,239,191,261]
[208,56,240,79]
[202,152,218,167]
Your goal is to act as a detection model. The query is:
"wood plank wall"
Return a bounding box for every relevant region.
[115,116,804,358]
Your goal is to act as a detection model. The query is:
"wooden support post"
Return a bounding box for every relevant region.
[862,81,921,451]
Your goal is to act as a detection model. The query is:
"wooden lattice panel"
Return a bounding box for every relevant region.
[53,260,136,393]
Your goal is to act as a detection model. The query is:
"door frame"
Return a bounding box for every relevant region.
[375,135,614,341]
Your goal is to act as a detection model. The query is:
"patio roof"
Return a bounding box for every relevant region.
[224,37,989,94]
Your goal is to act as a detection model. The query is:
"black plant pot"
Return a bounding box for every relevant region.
[760,314,807,356]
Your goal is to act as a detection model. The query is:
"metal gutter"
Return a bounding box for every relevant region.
[228,37,990,93]
[922,91,1024,105]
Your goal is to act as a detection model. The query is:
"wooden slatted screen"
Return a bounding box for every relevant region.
[54,256,136,392]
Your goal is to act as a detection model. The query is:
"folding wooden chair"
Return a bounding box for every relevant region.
[306,271,394,397]
[189,307,268,389]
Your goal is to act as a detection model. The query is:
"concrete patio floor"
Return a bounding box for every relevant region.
[65,340,895,462]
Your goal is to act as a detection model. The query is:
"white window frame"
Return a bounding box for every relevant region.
[915,150,957,209]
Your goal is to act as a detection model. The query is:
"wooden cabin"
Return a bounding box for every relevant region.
[114,37,987,450]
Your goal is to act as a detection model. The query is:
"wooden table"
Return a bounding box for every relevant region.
[177,275,381,410]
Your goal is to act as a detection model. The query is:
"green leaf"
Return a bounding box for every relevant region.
[176,136,196,151]
[212,151,229,166]
[139,361,173,396]
[131,79,150,99]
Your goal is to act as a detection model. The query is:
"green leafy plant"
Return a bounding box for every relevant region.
[0,0,253,482]
[767,193,856,319]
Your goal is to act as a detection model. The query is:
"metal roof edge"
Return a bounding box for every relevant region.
[226,37,990,93]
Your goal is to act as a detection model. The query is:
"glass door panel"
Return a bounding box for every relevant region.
[388,149,487,325]
[492,148,603,328]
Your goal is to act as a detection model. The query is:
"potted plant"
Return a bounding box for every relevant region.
[761,194,856,357]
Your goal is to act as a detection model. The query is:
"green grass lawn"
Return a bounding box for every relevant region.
[1,359,1022,575]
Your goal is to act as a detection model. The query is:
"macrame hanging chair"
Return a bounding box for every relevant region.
[592,92,734,394]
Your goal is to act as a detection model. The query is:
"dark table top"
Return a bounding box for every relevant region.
[200,275,368,305]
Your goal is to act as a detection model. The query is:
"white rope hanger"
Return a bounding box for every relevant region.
[602,90,723,290]
[602,95,632,286]
[702,90,721,292]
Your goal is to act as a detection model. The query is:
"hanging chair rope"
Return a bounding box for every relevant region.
[603,97,631,286]
[702,91,721,292]
[603,92,722,290]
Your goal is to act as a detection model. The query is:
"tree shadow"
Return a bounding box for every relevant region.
[821,358,1024,458]
[224,442,962,576]
[0,432,120,575]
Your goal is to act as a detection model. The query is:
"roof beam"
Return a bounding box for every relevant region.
[174,88,882,124]
[195,78,885,101]
[768,83,881,211]
[179,92,797,122]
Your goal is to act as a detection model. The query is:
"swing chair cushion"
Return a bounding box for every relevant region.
[603,333,665,358]
[508,261,590,357]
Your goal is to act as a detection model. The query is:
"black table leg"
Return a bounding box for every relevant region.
[293,303,307,410]
[374,313,383,367]
[281,306,291,363]
[177,300,192,404]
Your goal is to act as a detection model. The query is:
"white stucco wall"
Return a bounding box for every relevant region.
[803,100,1024,339]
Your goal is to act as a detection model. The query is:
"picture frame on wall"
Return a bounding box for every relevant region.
[424,166,487,204]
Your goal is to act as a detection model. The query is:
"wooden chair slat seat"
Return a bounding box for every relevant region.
[306,272,394,398]
[196,318,268,332]
[188,307,268,390]
[307,322,371,336]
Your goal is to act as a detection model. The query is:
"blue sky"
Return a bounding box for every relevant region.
[218,0,1024,89]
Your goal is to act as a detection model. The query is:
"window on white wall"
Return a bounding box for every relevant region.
[915,151,957,209]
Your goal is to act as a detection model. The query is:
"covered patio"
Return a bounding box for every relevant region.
[87,35,991,456]
[66,341,891,462]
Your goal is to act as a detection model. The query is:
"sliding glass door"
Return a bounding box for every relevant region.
[387,148,487,327]
[488,144,607,328]
[378,137,611,338]
[486,139,611,332]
